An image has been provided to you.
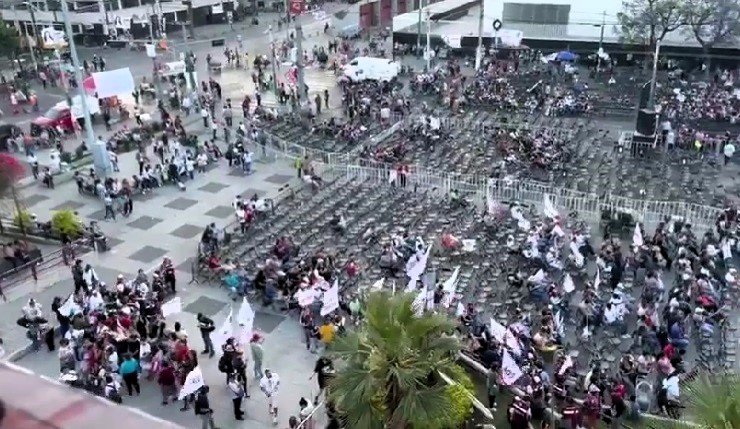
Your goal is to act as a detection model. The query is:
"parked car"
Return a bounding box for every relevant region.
[30,95,99,136]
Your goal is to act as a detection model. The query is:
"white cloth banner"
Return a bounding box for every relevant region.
[632,224,644,247]
[505,330,522,355]
[455,302,465,317]
[320,280,340,316]
[554,311,565,337]
[558,356,574,375]
[405,244,432,284]
[371,279,384,290]
[722,240,733,260]
[295,288,318,307]
[543,194,558,219]
[568,242,584,267]
[594,268,601,291]
[212,310,234,353]
[489,318,507,342]
[161,297,182,317]
[58,294,82,318]
[178,366,205,399]
[91,68,135,98]
[500,350,523,385]
[441,266,461,308]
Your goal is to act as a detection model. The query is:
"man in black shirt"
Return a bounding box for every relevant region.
[197,313,216,357]
[194,386,219,429]
[311,357,335,404]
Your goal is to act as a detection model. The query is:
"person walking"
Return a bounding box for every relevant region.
[197,313,216,357]
[227,377,245,420]
[157,361,178,405]
[250,333,264,378]
[259,369,280,424]
[119,353,141,396]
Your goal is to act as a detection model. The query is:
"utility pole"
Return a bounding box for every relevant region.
[474,3,484,70]
[98,0,109,40]
[596,10,605,71]
[647,40,661,109]
[295,23,306,100]
[416,0,424,58]
[60,0,112,177]
[425,9,431,70]
[25,2,39,70]
[268,24,279,96]
[179,21,195,92]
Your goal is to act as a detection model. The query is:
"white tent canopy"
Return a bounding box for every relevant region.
[89,67,135,98]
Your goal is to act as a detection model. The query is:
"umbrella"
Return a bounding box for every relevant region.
[556,51,576,61]
[82,76,96,94]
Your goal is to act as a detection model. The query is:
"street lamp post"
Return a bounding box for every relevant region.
[59,0,112,178]
[23,2,39,70]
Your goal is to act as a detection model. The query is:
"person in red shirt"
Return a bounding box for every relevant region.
[117,312,132,330]
[157,361,178,405]
[345,258,359,278]
[174,339,190,363]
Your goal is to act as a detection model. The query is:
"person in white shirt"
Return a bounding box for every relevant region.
[242,151,253,174]
[182,96,192,115]
[186,157,195,180]
[201,107,209,128]
[723,141,735,166]
[197,153,208,173]
[259,369,280,424]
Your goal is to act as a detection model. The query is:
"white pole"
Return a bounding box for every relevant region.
[474,3,483,70]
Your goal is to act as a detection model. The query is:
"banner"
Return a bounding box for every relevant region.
[543,193,558,219]
[58,294,82,318]
[563,273,575,293]
[594,268,601,291]
[441,266,460,308]
[238,297,255,327]
[295,288,318,307]
[405,244,432,284]
[212,309,234,353]
[161,297,182,317]
[320,280,339,316]
[500,350,523,385]
[178,366,205,399]
[489,318,507,342]
[455,302,465,317]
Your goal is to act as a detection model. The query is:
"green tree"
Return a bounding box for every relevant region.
[0,23,20,59]
[617,0,683,66]
[682,0,740,72]
[643,374,740,428]
[327,291,473,429]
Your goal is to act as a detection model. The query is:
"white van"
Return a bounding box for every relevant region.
[343,57,400,82]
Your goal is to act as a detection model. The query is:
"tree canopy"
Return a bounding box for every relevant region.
[681,0,740,50]
[617,0,683,46]
[0,153,26,198]
[326,291,474,429]
[0,23,19,59]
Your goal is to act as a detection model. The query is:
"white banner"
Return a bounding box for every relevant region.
[58,294,82,318]
[563,273,576,293]
[405,244,432,282]
[568,242,584,267]
[178,366,205,399]
[320,280,340,316]
[543,193,558,219]
[161,297,182,317]
[212,310,234,353]
[295,288,318,307]
[441,266,460,308]
[455,302,465,316]
[500,350,523,385]
[594,268,601,291]
[91,68,135,98]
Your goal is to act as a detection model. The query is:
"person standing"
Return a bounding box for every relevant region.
[194,386,219,429]
[197,313,216,358]
[157,361,178,405]
[250,334,264,378]
[119,353,141,396]
[310,356,335,404]
[227,377,245,420]
[259,369,280,424]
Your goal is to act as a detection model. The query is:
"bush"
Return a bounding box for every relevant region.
[51,209,83,238]
[13,210,33,230]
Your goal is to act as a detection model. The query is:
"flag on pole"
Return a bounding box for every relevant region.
[212,309,234,353]
[632,223,644,247]
[594,268,601,291]
[320,279,340,316]
[441,266,460,308]
[178,365,205,399]
[500,350,523,385]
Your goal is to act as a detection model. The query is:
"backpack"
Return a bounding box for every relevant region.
[218,355,230,373]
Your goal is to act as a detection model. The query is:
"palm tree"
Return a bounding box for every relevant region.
[327,291,474,429]
[643,373,740,429]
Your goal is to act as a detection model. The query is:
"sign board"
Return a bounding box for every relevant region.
[41,27,68,49]
[212,3,224,13]
[160,60,186,76]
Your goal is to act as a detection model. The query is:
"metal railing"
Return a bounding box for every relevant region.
[251,123,723,233]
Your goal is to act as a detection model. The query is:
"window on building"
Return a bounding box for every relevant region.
[502,2,571,25]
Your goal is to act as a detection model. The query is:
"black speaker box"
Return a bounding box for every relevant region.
[636,108,657,136]
[211,38,225,47]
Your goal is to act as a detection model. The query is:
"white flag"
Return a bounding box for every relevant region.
[441,266,460,308]
[594,268,601,291]
[563,273,575,293]
[554,311,565,337]
[543,194,558,219]
[178,365,205,399]
[320,280,340,316]
[489,318,507,342]
[632,223,644,247]
[412,285,427,316]
[161,297,182,318]
[295,288,318,307]
[406,244,432,281]
[212,309,234,353]
[500,350,523,385]
[237,297,255,327]
[568,242,584,267]
[371,278,384,290]
[58,293,82,318]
